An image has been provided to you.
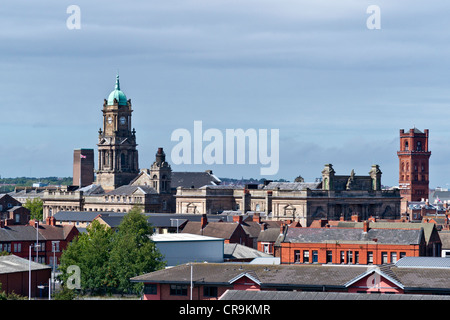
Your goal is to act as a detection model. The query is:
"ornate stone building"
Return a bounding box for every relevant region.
[175,164,401,227]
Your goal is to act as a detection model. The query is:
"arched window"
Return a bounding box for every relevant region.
[405,141,409,151]
[416,141,422,151]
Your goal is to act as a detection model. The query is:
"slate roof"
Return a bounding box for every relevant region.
[263,182,321,190]
[395,257,450,269]
[131,263,369,288]
[53,211,105,222]
[37,224,77,240]
[257,227,283,242]
[181,221,243,240]
[283,227,423,245]
[219,290,450,300]
[172,171,221,189]
[131,260,450,294]
[336,221,435,244]
[224,243,273,260]
[0,225,45,242]
[0,255,51,274]
[106,185,157,195]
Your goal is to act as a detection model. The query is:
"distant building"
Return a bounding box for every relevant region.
[398,128,431,212]
[73,149,94,187]
[175,164,401,226]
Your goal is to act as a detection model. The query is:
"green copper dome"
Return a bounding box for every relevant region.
[107,74,128,106]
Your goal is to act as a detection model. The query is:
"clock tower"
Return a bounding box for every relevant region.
[96,75,139,191]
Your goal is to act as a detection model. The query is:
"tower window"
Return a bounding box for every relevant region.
[416,141,422,151]
[405,141,409,151]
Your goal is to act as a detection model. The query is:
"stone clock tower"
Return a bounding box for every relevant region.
[96,75,139,191]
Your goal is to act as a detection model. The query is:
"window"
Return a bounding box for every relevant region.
[382,252,388,264]
[263,243,270,254]
[170,285,188,296]
[391,252,397,263]
[340,251,345,264]
[255,204,260,212]
[326,251,333,263]
[367,251,373,264]
[203,286,218,298]
[144,284,157,295]
[312,250,318,263]
[15,214,20,223]
[400,252,406,259]
[303,251,310,263]
[347,251,353,264]
[355,251,359,264]
[294,250,300,263]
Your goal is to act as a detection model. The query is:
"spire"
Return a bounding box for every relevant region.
[115,73,120,90]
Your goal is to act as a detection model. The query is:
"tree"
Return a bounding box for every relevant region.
[58,206,165,296]
[294,175,304,183]
[24,198,43,221]
[107,206,165,294]
[59,220,114,295]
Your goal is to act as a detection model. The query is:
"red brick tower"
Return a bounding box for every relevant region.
[397,128,431,211]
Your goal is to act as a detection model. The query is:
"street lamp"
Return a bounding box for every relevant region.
[29,243,40,300]
[51,241,60,293]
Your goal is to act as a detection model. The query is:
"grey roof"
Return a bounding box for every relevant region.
[263,182,321,190]
[395,257,450,269]
[284,227,423,245]
[224,243,272,260]
[77,184,105,195]
[257,227,283,242]
[0,255,51,274]
[106,185,157,196]
[219,290,450,300]
[336,221,435,244]
[53,211,104,222]
[131,263,369,288]
[0,225,45,242]
[172,171,221,189]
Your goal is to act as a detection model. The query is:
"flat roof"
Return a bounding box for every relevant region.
[150,233,224,242]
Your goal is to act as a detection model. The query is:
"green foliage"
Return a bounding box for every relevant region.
[0,283,26,300]
[24,198,44,221]
[51,285,76,300]
[59,207,165,296]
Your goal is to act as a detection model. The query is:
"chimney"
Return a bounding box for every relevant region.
[46,216,56,226]
[201,214,207,229]
[340,214,345,221]
[363,220,370,233]
[351,214,360,222]
[253,213,261,223]
[233,215,243,224]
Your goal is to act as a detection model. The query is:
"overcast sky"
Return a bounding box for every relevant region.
[1,0,450,188]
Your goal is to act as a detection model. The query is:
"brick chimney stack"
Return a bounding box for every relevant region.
[201,214,207,229]
[363,220,370,233]
[233,215,243,224]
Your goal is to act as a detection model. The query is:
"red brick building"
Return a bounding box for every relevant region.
[0,255,51,298]
[278,222,428,265]
[398,128,431,212]
[0,217,79,267]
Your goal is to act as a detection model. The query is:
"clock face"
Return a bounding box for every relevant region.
[120,116,126,125]
[107,116,112,124]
